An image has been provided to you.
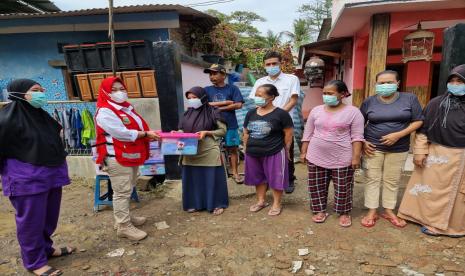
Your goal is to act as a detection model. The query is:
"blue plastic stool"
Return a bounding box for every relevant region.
[93,174,140,212]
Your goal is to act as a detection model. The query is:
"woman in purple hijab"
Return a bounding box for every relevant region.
[178,87,229,215]
[0,79,74,276]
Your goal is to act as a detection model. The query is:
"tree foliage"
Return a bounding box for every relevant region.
[297,0,332,41]
[292,18,311,48]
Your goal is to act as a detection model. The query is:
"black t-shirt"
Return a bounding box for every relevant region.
[244,108,294,157]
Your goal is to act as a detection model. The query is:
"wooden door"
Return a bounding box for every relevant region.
[75,74,93,101]
[122,71,142,98]
[139,70,158,97]
[88,73,106,99]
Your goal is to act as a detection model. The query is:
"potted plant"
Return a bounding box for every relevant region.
[192,23,239,64]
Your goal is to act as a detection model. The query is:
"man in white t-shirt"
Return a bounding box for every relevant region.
[249,51,300,193]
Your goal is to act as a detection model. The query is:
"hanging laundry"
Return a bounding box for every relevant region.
[62,108,71,148]
[81,109,95,146]
[70,109,83,148]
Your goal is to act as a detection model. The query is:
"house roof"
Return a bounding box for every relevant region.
[0,0,60,13]
[329,0,465,38]
[0,4,220,28]
[298,37,352,64]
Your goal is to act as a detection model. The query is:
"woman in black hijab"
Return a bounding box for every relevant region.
[178,87,229,215]
[0,79,74,276]
[398,64,465,237]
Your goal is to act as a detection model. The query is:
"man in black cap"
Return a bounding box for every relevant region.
[204,64,245,184]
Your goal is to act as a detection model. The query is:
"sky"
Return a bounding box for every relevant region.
[51,0,305,35]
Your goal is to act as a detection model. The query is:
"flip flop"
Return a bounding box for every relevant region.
[380,213,407,228]
[35,267,63,276]
[187,209,196,213]
[233,175,244,184]
[268,207,282,216]
[249,202,269,212]
[360,215,379,228]
[421,226,440,236]
[312,212,329,223]
[50,247,75,258]
[339,215,352,228]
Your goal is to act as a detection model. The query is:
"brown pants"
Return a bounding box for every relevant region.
[105,159,138,225]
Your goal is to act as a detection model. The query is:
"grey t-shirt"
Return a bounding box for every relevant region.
[360,92,423,152]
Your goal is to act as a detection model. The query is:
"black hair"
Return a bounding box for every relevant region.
[258,84,280,97]
[376,70,400,82]
[325,80,349,95]
[263,51,282,62]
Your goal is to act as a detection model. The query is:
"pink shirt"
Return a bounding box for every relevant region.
[302,105,365,169]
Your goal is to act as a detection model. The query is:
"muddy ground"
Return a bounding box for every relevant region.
[0,163,464,276]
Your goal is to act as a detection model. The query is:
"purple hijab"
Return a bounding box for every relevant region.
[179,86,224,133]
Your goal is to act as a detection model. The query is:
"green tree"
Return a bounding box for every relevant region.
[298,0,332,40]
[204,9,229,22]
[292,18,311,48]
[228,11,266,37]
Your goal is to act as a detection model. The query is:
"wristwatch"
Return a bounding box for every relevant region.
[143,131,147,137]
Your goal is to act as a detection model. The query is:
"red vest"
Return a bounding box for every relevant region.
[95,102,150,166]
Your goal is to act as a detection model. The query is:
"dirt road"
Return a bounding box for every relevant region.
[0,164,464,275]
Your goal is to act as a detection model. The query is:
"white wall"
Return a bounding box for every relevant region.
[181,62,211,92]
[180,62,212,110]
[332,0,369,23]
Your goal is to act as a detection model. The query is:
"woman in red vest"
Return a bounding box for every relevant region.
[95,77,159,241]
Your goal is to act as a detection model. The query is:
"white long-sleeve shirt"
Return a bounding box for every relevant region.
[95,101,144,157]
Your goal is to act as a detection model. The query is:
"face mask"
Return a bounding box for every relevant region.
[254,96,267,107]
[265,66,281,76]
[323,95,339,106]
[8,91,47,108]
[187,98,203,109]
[110,90,128,103]
[447,83,465,96]
[375,83,398,97]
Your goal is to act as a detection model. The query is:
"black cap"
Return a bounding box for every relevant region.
[204,64,227,74]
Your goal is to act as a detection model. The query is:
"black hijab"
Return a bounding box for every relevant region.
[178,86,224,133]
[0,79,67,166]
[419,64,465,148]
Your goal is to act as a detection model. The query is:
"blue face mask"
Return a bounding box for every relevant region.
[28,92,47,108]
[265,66,281,76]
[186,98,203,109]
[8,91,47,108]
[447,83,465,96]
[375,83,398,97]
[254,96,267,107]
[323,95,340,106]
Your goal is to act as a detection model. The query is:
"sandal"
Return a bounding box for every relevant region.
[380,213,407,228]
[34,267,63,276]
[50,246,75,258]
[360,215,379,228]
[339,215,352,228]
[187,209,196,213]
[312,212,329,223]
[233,175,244,184]
[268,207,282,216]
[213,208,224,215]
[420,226,464,238]
[421,226,440,237]
[249,202,269,212]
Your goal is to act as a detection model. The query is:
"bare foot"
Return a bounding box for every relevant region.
[52,246,75,257]
[213,208,224,215]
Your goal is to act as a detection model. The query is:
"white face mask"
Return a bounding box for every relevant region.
[187,98,203,109]
[110,90,128,103]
